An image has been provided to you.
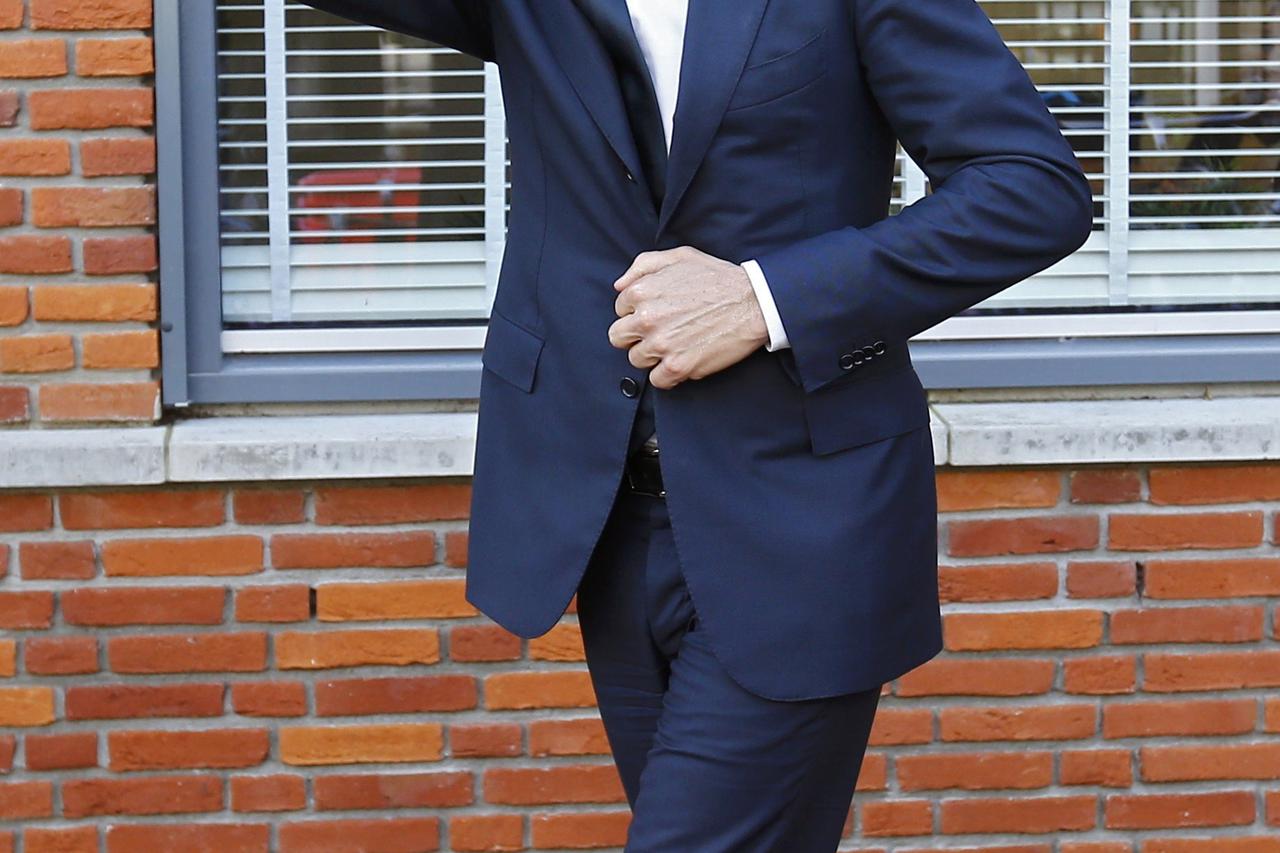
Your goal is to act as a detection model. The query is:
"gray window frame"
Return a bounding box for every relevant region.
[156,0,1280,408]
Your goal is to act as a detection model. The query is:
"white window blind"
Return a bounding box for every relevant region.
[212,0,1276,354]
[215,0,508,353]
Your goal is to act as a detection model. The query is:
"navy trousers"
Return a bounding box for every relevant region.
[575,475,883,852]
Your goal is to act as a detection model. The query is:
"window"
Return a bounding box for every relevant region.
[158,0,1280,406]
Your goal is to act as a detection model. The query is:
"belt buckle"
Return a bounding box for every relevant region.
[626,443,666,498]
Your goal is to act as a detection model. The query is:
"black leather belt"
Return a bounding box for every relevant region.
[624,436,665,498]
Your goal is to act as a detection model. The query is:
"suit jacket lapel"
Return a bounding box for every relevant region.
[536,0,772,232]
[658,0,771,234]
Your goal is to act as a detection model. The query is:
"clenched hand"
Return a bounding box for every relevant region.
[607,246,770,390]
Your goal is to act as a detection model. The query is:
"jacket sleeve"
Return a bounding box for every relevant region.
[751,0,1094,394]
[296,0,495,63]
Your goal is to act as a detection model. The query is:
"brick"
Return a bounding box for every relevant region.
[1067,560,1137,598]
[1144,840,1280,853]
[28,87,151,129]
[0,234,72,273]
[314,770,472,810]
[80,136,155,175]
[452,723,522,758]
[530,718,610,757]
[450,624,521,662]
[940,705,1097,742]
[1109,511,1263,550]
[65,683,224,720]
[230,774,306,813]
[1144,650,1280,692]
[484,764,624,805]
[0,494,53,531]
[0,732,11,766]
[101,534,262,576]
[279,722,444,765]
[1141,743,1280,781]
[938,561,1058,603]
[231,681,307,718]
[314,675,476,716]
[82,234,157,273]
[233,488,306,525]
[948,515,1099,557]
[0,38,66,77]
[0,0,20,28]
[81,329,159,368]
[107,631,267,673]
[30,0,153,29]
[936,469,1060,511]
[107,728,269,771]
[1110,604,1264,644]
[0,138,71,175]
[271,531,435,569]
[0,385,28,422]
[62,775,222,818]
[529,622,584,661]
[24,731,97,770]
[32,283,156,321]
[23,635,98,675]
[278,818,437,853]
[61,488,223,529]
[895,658,1055,697]
[234,584,310,623]
[1267,697,1280,732]
[38,381,159,422]
[62,586,225,626]
[276,628,440,669]
[0,89,18,125]
[0,590,54,629]
[1070,467,1142,503]
[1064,653,1136,696]
[1144,557,1280,599]
[19,540,95,579]
[484,671,596,710]
[1060,748,1132,787]
[897,751,1053,791]
[868,708,933,746]
[944,609,1103,651]
[0,332,74,372]
[1149,462,1280,504]
[75,36,153,75]
[315,579,475,620]
[0,286,27,324]
[33,185,155,228]
[1105,791,1254,829]
[24,826,99,853]
[314,482,471,524]
[531,812,630,850]
[0,780,54,819]
[1104,698,1256,738]
[106,824,270,852]
[0,188,18,226]
[940,795,1096,834]
[860,800,933,837]
[0,686,56,726]
[444,529,467,567]
[454,814,525,852]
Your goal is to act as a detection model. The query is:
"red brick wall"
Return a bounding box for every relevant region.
[0,0,158,425]
[1,464,1279,851]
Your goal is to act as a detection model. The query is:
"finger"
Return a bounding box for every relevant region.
[606,313,646,349]
[628,340,661,369]
[647,358,682,390]
[614,249,680,291]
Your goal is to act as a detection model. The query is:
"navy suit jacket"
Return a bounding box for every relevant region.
[301,0,1094,700]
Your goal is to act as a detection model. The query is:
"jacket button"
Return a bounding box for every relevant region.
[860,344,877,359]
[871,340,886,355]
[838,352,857,370]
[625,170,637,183]
[620,376,640,397]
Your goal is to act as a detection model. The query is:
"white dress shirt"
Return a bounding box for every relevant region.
[625,0,791,351]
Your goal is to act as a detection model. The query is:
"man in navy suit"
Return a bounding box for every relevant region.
[300,1,1093,848]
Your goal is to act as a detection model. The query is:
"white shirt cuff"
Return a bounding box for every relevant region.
[741,258,790,352]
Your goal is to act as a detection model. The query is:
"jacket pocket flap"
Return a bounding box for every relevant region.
[801,363,931,455]
[482,309,546,393]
